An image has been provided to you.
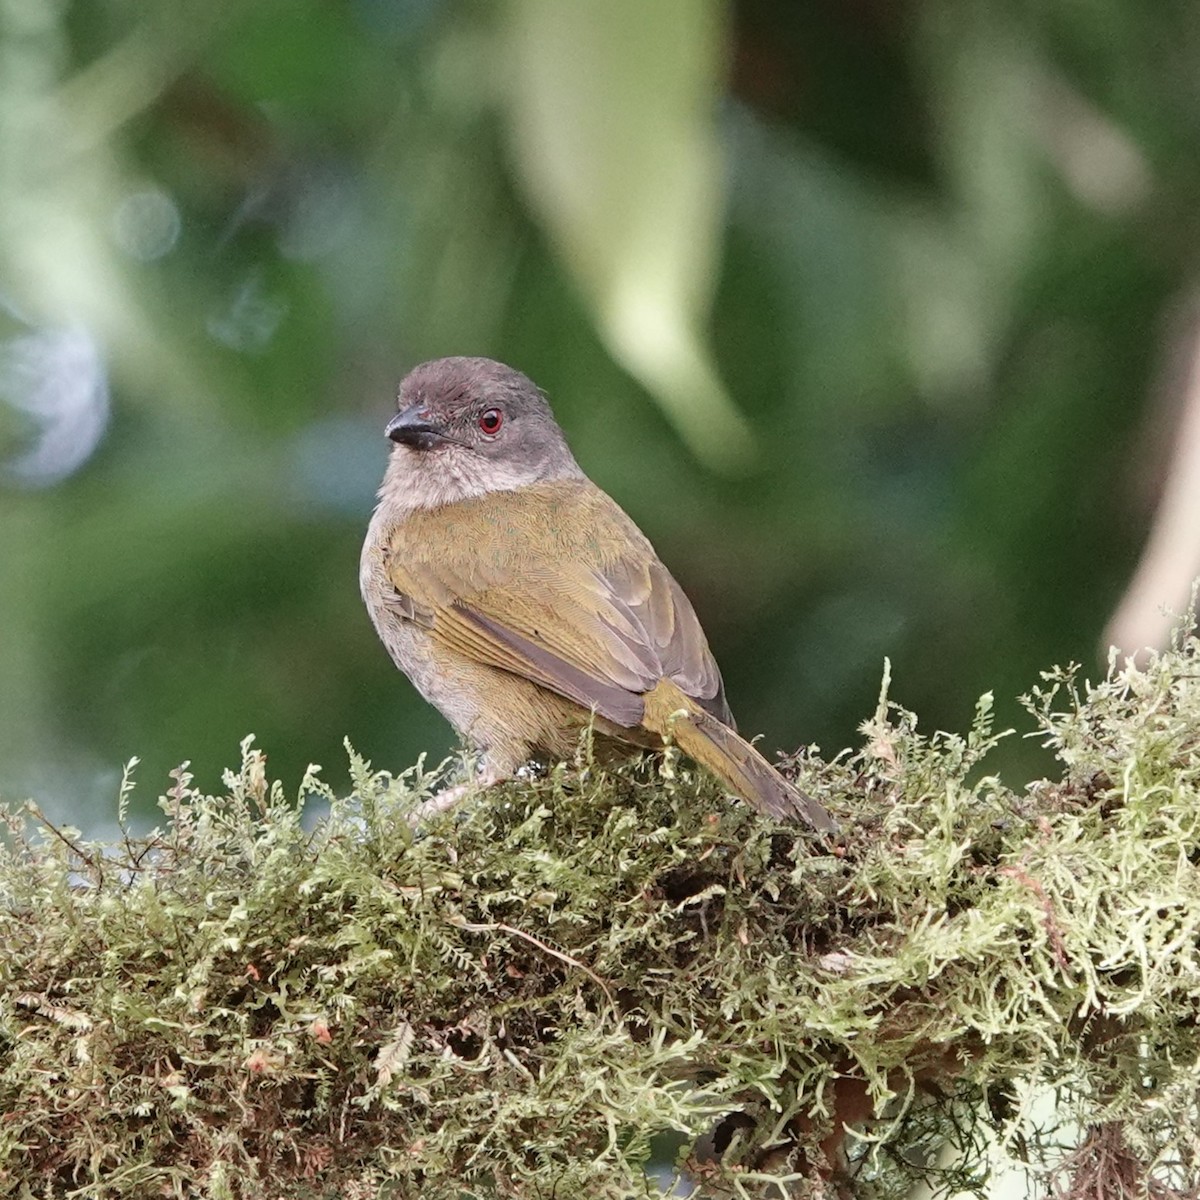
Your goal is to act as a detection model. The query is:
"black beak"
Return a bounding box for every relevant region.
[386,403,444,450]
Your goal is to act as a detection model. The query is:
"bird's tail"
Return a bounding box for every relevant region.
[642,680,836,833]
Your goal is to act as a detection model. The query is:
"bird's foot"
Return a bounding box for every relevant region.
[408,761,508,826]
[409,780,473,824]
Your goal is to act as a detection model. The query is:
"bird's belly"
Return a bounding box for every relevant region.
[365,602,479,735]
[369,600,594,755]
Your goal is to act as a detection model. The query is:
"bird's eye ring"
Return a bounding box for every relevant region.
[478,408,504,435]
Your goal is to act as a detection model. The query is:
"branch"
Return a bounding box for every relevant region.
[2,634,1200,1198]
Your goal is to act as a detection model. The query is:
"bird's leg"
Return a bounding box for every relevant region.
[407,744,518,825]
[409,781,471,823]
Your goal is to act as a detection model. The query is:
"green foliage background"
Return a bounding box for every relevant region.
[1,0,1195,823]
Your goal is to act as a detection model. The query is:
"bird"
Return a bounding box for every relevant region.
[360,356,834,832]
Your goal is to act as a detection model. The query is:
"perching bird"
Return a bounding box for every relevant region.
[361,356,834,832]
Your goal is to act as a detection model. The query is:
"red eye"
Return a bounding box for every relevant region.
[478,408,504,435]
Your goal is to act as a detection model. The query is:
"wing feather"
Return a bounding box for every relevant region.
[384,481,730,728]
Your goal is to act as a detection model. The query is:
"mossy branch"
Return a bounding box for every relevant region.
[4,632,1200,1198]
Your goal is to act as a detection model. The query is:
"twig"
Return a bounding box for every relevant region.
[449,917,616,1011]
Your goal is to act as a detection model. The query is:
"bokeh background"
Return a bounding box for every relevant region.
[3,0,1200,827]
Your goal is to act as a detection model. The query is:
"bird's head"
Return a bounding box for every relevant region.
[381,356,583,508]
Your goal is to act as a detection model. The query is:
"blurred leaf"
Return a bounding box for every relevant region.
[501,0,755,468]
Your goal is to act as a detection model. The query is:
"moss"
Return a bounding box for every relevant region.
[4,634,1200,1197]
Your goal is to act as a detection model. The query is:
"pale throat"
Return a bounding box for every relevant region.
[377,445,582,512]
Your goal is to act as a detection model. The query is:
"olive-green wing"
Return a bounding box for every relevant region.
[385,487,729,730]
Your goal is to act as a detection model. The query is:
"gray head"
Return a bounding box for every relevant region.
[380,357,583,509]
